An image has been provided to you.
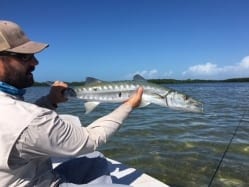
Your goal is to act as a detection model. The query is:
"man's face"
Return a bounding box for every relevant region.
[0,53,38,89]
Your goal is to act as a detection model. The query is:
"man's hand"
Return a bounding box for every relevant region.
[124,87,143,109]
[48,81,68,106]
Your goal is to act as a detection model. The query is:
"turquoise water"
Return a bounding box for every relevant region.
[25,83,249,187]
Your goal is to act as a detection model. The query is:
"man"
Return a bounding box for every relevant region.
[0,20,143,186]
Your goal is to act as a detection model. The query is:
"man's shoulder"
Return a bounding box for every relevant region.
[17,99,53,116]
[0,93,52,116]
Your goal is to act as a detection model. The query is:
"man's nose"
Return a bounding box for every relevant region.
[30,56,39,65]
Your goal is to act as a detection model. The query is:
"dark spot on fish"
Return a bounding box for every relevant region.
[184,95,189,100]
[93,88,98,91]
[118,92,122,97]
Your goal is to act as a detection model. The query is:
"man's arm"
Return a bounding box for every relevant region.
[14,88,143,159]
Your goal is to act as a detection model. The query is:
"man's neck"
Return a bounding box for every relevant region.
[0,81,26,97]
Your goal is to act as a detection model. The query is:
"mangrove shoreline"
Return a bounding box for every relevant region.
[33,77,249,87]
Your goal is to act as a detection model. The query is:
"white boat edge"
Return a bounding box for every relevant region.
[51,114,170,187]
[52,152,169,187]
[106,157,169,187]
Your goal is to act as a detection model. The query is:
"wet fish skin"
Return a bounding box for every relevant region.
[69,75,203,114]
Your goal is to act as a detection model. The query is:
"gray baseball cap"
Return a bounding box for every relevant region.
[0,20,48,54]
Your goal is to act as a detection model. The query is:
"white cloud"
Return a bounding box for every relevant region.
[126,56,249,80]
[183,56,249,79]
[184,62,219,75]
[240,56,249,68]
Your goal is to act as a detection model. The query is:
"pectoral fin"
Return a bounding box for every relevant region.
[138,100,151,108]
[84,101,100,114]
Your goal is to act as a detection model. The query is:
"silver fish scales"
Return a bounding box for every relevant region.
[66,75,203,114]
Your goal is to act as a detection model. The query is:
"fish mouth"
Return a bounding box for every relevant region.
[172,105,203,113]
[184,96,204,113]
[167,93,204,113]
[171,101,204,113]
[187,101,204,113]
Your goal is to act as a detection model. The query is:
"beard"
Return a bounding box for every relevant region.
[3,65,35,89]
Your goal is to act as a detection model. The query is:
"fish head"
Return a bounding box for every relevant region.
[167,91,203,113]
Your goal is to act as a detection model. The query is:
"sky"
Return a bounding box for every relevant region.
[1,0,249,82]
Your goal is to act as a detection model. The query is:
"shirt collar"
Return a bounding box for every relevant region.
[0,81,26,97]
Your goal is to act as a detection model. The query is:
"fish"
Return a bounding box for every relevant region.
[65,74,203,114]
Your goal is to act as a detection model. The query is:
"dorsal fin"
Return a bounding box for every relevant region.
[85,77,104,85]
[133,74,147,82]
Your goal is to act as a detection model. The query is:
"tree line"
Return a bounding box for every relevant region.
[33,77,249,87]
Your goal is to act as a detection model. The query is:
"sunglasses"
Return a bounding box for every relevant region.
[0,52,34,62]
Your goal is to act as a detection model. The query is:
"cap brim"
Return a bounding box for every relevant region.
[5,41,49,54]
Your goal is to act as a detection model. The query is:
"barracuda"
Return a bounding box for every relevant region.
[65,75,203,114]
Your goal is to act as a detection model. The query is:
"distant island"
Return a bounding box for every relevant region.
[33,77,249,87]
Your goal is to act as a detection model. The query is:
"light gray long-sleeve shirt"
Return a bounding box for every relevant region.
[13,103,132,160]
[0,92,132,186]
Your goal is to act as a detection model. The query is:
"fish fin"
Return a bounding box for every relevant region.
[85,77,105,85]
[84,101,100,114]
[133,74,147,82]
[138,101,151,108]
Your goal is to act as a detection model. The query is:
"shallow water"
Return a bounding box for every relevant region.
[25,83,249,187]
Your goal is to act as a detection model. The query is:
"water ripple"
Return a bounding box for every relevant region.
[26,83,249,187]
